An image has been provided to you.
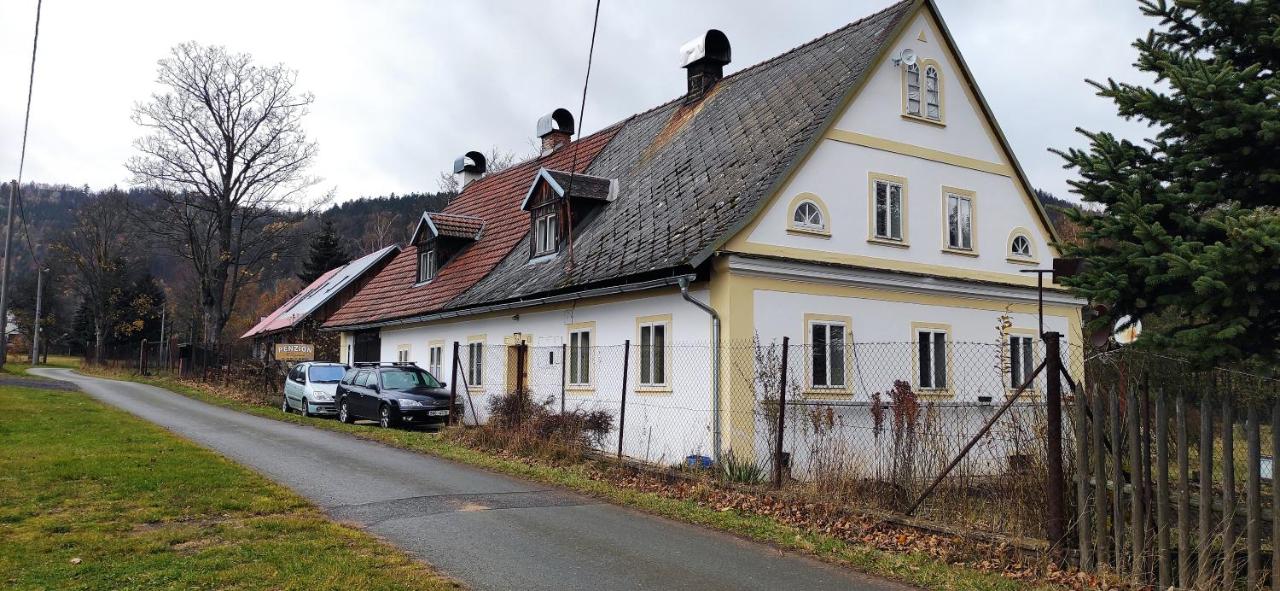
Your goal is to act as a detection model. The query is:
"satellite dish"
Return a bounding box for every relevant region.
[1113,316,1143,345]
[893,48,917,67]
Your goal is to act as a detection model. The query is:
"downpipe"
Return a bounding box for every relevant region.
[678,276,721,463]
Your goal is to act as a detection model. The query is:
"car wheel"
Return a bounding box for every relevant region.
[379,404,395,429]
[281,395,291,414]
[300,398,311,418]
[339,399,354,424]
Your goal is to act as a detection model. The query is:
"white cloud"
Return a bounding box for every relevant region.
[0,0,1158,203]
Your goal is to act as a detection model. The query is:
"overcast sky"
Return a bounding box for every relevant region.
[0,0,1156,204]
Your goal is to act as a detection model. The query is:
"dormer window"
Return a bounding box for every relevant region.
[522,168,618,261]
[533,206,559,256]
[418,248,437,283]
[408,211,484,285]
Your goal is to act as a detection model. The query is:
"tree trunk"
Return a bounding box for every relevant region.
[93,319,105,364]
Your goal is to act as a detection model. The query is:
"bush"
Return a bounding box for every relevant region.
[462,392,614,461]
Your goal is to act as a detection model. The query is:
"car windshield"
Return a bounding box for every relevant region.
[308,365,346,383]
[379,368,441,391]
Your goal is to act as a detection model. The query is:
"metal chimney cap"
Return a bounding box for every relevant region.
[452,151,487,174]
[536,108,576,138]
[680,29,731,68]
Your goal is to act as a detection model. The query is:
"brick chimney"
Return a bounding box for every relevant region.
[537,108,576,156]
[680,30,731,104]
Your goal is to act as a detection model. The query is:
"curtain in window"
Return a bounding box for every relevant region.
[906,64,921,115]
[925,66,940,119]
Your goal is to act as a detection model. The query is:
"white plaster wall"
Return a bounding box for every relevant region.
[371,288,718,464]
[748,141,1051,275]
[751,288,1070,478]
[835,11,1005,164]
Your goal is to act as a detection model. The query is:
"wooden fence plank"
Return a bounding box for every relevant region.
[1155,391,1171,590]
[1177,393,1191,587]
[1247,404,1262,588]
[1223,392,1237,587]
[1093,385,1109,569]
[1074,385,1092,569]
[1111,386,1125,571]
[1127,387,1145,580]
[1198,389,1214,586]
[1272,398,1279,591]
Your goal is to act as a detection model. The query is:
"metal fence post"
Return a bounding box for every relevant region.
[1043,331,1066,556]
[773,336,789,489]
[618,339,630,459]
[138,339,148,375]
[560,342,567,414]
[450,341,460,426]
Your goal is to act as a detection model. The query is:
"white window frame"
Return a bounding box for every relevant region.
[428,343,443,379]
[533,208,558,256]
[807,319,848,390]
[568,326,593,388]
[418,249,437,283]
[944,190,975,252]
[636,316,671,389]
[792,201,824,231]
[467,340,484,387]
[905,63,922,116]
[924,65,941,121]
[396,345,410,363]
[1008,332,1037,391]
[874,180,904,241]
[914,325,950,391]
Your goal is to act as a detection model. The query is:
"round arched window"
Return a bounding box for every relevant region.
[793,201,824,230]
[1010,235,1032,258]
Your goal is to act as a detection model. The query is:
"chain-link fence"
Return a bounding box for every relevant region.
[447,337,1086,539]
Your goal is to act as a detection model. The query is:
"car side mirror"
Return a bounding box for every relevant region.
[439,381,447,389]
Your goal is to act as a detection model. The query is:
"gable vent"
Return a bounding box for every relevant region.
[452,150,487,188]
[680,29,731,103]
[537,108,575,156]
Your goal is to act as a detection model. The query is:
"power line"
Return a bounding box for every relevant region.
[15,0,44,264]
[563,0,603,274]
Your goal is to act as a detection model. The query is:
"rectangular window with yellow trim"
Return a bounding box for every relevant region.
[636,315,670,389]
[428,342,443,379]
[568,327,592,387]
[915,326,949,391]
[809,320,847,390]
[1008,333,1036,390]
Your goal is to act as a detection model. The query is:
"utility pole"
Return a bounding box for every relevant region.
[31,266,45,365]
[158,307,167,361]
[0,180,17,369]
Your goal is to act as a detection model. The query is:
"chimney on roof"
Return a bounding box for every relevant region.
[452,151,487,188]
[680,29,731,103]
[537,108,575,156]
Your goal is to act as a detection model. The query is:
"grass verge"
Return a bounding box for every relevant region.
[80,367,1063,591]
[0,382,462,591]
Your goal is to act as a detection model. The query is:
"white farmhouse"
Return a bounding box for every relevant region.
[324,0,1085,469]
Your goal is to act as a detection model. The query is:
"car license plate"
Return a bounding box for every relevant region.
[428,410,449,417]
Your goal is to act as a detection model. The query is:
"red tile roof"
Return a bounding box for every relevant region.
[324,126,620,328]
[428,212,485,239]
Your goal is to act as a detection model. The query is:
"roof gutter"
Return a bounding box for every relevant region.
[678,276,721,463]
[326,274,693,332]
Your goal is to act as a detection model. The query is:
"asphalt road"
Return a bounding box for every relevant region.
[32,368,913,591]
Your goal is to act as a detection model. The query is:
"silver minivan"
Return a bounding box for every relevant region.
[282,362,348,417]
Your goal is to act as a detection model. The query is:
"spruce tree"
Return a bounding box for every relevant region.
[1055,0,1280,367]
[298,219,351,284]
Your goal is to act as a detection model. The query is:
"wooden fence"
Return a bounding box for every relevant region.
[1073,370,1279,589]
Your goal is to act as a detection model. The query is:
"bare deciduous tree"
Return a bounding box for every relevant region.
[52,190,132,362]
[359,210,404,253]
[127,42,318,349]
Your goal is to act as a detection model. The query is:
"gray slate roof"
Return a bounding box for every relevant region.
[449,0,914,308]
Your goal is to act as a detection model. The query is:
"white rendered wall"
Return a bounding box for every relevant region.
[370,288,717,464]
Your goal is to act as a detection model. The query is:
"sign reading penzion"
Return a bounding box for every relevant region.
[274,344,315,361]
